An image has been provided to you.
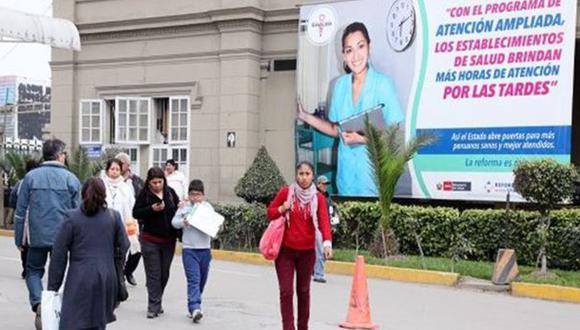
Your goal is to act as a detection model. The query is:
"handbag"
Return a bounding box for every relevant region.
[259,216,286,260]
[114,246,129,302]
[110,209,129,303]
[41,290,62,330]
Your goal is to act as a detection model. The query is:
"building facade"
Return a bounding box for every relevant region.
[51,1,580,201]
[51,0,312,201]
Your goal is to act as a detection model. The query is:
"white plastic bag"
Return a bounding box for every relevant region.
[41,290,62,330]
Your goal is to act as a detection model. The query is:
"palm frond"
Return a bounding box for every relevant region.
[68,146,100,184]
[364,118,435,230]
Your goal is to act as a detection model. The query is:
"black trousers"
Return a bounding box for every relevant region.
[124,252,141,276]
[20,245,29,276]
[140,240,175,313]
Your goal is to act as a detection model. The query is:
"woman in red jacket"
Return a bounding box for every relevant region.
[267,161,333,330]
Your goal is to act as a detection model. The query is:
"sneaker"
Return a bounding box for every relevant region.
[34,304,42,330]
[126,274,137,286]
[313,277,327,283]
[192,309,203,323]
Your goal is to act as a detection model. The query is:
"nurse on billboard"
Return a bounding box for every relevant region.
[298,22,404,196]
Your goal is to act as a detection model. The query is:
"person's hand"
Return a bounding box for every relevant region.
[17,245,23,252]
[341,131,366,145]
[324,246,333,260]
[296,96,309,121]
[278,201,291,213]
[177,200,186,208]
[152,201,165,212]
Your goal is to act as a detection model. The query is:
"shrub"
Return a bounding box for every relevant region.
[234,146,286,204]
[513,158,577,209]
[212,200,580,270]
[214,202,267,251]
[513,158,578,273]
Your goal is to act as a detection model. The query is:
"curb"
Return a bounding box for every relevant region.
[211,249,459,286]
[0,229,14,237]
[511,282,580,304]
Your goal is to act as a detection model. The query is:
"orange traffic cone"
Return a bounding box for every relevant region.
[339,256,378,329]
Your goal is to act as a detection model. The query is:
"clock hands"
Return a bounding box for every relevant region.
[398,14,413,38]
[399,14,412,28]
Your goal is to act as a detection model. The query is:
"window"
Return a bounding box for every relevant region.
[151,145,189,179]
[79,100,103,144]
[169,97,189,143]
[115,97,150,144]
[170,146,188,174]
[151,146,169,169]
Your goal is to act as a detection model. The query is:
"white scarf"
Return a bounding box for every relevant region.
[102,174,125,208]
[288,182,318,229]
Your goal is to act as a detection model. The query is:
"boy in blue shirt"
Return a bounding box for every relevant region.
[172,179,214,323]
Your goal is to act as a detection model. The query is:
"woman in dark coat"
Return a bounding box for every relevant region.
[133,167,180,319]
[48,177,129,330]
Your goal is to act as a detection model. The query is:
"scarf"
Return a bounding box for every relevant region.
[102,173,125,208]
[288,182,318,229]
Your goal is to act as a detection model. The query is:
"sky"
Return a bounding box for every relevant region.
[0,0,53,81]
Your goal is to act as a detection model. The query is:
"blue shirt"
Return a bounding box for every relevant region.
[329,66,404,197]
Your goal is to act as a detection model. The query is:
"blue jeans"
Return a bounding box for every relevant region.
[182,248,211,313]
[26,247,52,311]
[313,230,325,280]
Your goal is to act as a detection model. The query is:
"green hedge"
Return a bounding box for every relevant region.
[213,200,580,270]
[214,202,267,251]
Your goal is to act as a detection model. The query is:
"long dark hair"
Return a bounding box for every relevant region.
[81,177,107,216]
[137,167,167,199]
[341,22,371,74]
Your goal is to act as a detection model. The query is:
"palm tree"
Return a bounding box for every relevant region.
[364,119,434,258]
[0,152,38,186]
[67,146,100,184]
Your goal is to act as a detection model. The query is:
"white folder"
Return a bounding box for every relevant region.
[186,204,225,238]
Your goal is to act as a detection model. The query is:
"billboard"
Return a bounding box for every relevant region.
[296,0,577,201]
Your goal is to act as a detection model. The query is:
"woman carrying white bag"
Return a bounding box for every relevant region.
[47,178,129,330]
[40,290,61,330]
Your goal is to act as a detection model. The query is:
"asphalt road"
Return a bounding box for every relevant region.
[0,236,578,330]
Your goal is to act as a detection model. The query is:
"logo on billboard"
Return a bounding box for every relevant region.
[306,6,337,46]
[484,181,513,194]
[437,181,472,192]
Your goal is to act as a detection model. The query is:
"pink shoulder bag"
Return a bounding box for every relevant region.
[259,187,294,260]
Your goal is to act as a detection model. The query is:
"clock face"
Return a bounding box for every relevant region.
[386,0,416,52]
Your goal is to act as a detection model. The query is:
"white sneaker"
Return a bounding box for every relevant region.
[192,309,203,323]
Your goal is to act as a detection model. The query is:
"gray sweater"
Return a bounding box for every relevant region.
[171,201,213,249]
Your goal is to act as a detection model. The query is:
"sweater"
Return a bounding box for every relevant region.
[267,186,332,251]
[133,187,180,243]
[171,201,214,249]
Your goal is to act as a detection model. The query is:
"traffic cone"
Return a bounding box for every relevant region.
[339,256,378,329]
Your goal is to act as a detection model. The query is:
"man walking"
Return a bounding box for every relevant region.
[14,138,80,329]
[116,152,144,286]
[313,175,339,283]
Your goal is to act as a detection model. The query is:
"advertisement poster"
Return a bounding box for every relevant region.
[296,0,577,201]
